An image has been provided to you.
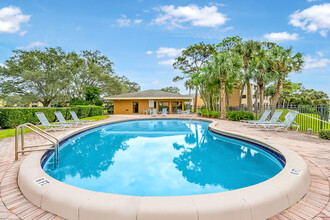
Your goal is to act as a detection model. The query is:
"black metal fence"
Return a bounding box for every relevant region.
[228,104,330,133]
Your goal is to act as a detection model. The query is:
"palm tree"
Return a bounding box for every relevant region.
[203,51,243,119]
[249,46,274,114]
[235,40,261,110]
[271,46,303,107]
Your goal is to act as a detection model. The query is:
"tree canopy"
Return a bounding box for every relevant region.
[160,86,180,94]
[0,47,140,107]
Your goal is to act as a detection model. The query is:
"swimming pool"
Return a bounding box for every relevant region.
[43,119,284,196]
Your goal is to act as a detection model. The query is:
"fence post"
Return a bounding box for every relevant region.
[320,104,323,130]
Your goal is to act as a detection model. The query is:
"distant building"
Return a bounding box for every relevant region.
[104,89,192,114]
[29,101,44,108]
[190,83,271,110]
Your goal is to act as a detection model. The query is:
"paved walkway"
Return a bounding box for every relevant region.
[0,115,329,219]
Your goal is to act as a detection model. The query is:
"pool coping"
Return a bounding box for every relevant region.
[18,117,311,220]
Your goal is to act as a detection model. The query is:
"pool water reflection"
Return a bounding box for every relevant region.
[43,120,283,196]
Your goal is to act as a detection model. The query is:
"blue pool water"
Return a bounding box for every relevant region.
[43,119,284,196]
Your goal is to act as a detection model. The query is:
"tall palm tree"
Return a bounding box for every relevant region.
[249,47,274,114]
[271,46,303,107]
[235,40,261,111]
[203,51,243,119]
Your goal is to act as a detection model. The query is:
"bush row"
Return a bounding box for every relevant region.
[0,106,103,129]
[319,130,330,140]
[197,109,220,118]
[197,109,255,122]
[227,111,255,121]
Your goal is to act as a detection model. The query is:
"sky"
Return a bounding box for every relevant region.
[0,0,329,95]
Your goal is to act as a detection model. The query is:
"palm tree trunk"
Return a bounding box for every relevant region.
[247,82,252,112]
[254,86,259,111]
[194,88,198,112]
[238,82,245,109]
[259,83,265,115]
[189,86,191,96]
[220,79,226,119]
[272,79,283,107]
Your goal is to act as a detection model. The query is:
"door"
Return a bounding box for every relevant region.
[133,102,139,114]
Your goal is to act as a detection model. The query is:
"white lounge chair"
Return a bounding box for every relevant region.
[258,111,299,131]
[241,110,271,124]
[69,111,92,124]
[152,108,158,117]
[35,112,67,131]
[161,108,168,117]
[55,111,79,127]
[253,110,283,126]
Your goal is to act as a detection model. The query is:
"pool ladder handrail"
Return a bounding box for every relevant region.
[14,123,59,167]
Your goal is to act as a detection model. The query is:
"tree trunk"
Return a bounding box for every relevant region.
[42,100,51,107]
[189,86,191,96]
[259,83,265,115]
[254,86,259,111]
[246,82,252,112]
[220,79,226,119]
[272,79,283,108]
[194,88,198,112]
[238,82,245,110]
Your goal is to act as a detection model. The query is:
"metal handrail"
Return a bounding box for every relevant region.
[15,123,59,168]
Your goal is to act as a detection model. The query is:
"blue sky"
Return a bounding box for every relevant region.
[0,0,329,95]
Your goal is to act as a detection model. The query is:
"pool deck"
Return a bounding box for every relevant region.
[0,114,329,219]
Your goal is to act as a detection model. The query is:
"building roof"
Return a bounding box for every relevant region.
[104,89,192,100]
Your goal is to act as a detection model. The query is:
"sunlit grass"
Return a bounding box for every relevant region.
[0,115,109,140]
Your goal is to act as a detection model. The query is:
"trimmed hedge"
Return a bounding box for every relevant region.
[0,106,103,129]
[197,109,220,118]
[227,111,254,121]
[319,130,330,140]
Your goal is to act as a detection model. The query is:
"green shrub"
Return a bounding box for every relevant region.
[319,130,330,140]
[0,106,103,129]
[209,111,220,118]
[227,111,254,121]
[197,109,220,118]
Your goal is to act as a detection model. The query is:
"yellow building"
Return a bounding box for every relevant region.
[104,90,192,114]
[191,83,271,109]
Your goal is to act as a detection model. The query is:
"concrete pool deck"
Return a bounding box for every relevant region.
[0,115,329,219]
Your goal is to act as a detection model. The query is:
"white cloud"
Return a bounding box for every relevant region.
[0,63,6,67]
[307,0,319,2]
[221,26,234,32]
[264,32,299,42]
[116,15,131,27]
[146,51,153,55]
[153,4,228,29]
[289,3,330,37]
[158,59,175,66]
[316,51,324,57]
[152,80,159,85]
[134,19,143,24]
[19,30,27,36]
[303,55,330,69]
[17,41,47,49]
[156,47,184,58]
[0,6,30,34]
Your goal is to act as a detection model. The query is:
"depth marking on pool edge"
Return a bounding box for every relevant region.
[34,177,50,186]
[290,168,302,176]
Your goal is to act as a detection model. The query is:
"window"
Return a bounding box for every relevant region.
[158,102,169,113]
[242,95,246,99]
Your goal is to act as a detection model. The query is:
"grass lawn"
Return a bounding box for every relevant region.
[0,115,109,140]
[254,109,329,133]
